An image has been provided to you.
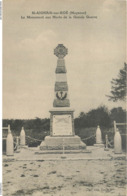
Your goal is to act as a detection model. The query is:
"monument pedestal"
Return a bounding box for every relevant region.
[40,108,86,151]
[40,135,86,150]
[49,108,75,136]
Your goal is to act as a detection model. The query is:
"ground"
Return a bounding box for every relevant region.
[2,147,127,196]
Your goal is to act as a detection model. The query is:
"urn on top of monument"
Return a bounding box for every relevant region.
[53,44,70,107]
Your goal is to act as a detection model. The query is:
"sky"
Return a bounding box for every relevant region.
[2,0,126,119]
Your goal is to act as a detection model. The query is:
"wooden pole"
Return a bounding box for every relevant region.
[114,121,117,133]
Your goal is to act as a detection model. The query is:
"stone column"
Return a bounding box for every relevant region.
[20,127,25,146]
[53,44,70,107]
[6,126,14,156]
[114,129,122,154]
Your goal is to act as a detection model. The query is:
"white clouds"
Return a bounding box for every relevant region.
[20,30,57,51]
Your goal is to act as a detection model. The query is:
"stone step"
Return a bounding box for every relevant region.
[35,149,91,154]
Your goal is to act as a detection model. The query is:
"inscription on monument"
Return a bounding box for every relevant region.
[53,115,72,136]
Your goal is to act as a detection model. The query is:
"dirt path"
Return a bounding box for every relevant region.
[3,157,126,196]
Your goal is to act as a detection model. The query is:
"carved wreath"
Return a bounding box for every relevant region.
[56,91,67,100]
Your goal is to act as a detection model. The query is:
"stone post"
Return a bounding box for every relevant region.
[96,125,102,144]
[16,136,19,146]
[114,128,122,154]
[94,125,104,147]
[16,136,20,149]
[6,125,14,156]
[104,134,109,151]
[105,135,108,148]
[20,127,25,146]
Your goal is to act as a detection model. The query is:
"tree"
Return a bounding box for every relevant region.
[75,105,111,129]
[110,107,126,123]
[86,105,111,128]
[107,63,127,102]
[79,112,86,118]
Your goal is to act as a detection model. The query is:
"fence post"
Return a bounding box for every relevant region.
[20,127,26,146]
[114,121,117,133]
[8,124,10,132]
[114,128,122,154]
[6,125,14,156]
[96,126,103,144]
[104,134,109,151]
[94,125,104,147]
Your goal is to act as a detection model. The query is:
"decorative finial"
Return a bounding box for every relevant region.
[54,44,68,58]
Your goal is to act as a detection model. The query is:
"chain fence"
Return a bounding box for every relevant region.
[6,132,116,151]
[82,134,96,141]
[25,135,42,142]
[14,134,115,148]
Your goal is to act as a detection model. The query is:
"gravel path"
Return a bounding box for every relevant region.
[2,148,126,196]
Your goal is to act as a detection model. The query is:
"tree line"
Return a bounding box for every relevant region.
[3,106,126,133]
[74,106,126,129]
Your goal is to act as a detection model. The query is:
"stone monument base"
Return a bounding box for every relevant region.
[94,143,104,148]
[40,135,86,150]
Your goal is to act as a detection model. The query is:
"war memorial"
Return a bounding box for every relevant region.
[4,44,123,156]
[3,45,126,196]
[40,44,86,152]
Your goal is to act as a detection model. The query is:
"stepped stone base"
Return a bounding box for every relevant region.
[35,149,91,154]
[40,135,86,150]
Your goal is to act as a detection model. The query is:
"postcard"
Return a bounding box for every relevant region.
[2,0,126,196]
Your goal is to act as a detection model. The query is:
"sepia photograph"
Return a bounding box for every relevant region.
[2,0,126,195]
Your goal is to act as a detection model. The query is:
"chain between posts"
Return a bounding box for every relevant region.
[13,141,18,150]
[13,134,115,148]
[108,140,114,147]
[81,134,96,141]
[18,134,114,144]
[25,135,42,142]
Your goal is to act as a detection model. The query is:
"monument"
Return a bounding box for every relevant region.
[40,44,86,152]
